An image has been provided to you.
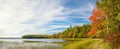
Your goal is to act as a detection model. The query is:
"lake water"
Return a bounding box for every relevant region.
[0,39,66,43]
[0,39,66,49]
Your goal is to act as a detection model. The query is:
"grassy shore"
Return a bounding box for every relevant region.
[60,38,113,49]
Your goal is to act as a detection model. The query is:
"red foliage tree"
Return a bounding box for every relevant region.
[89,7,105,25]
[88,28,97,35]
[88,7,105,35]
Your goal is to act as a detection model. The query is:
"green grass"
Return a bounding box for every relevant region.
[61,38,119,49]
[62,38,94,49]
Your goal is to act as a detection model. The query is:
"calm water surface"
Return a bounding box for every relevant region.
[0,39,66,43]
[0,39,66,49]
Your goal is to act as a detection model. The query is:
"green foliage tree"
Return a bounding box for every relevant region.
[52,24,91,38]
[22,34,50,39]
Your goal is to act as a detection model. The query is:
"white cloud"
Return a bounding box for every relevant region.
[0,0,64,37]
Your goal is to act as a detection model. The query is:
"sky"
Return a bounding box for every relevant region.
[0,0,95,37]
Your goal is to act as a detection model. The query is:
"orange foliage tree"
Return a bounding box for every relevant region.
[88,7,105,36]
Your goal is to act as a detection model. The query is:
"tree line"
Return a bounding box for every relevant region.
[51,24,91,38]
[22,34,50,39]
[22,24,91,38]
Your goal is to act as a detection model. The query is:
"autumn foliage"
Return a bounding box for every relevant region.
[88,28,97,35]
[104,31,120,49]
[89,7,105,24]
[88,7,105,35]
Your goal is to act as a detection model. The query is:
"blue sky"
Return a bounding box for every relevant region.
[0,0,95,37]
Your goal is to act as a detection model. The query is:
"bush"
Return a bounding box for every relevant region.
[104,32,120,49]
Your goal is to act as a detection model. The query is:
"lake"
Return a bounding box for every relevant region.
[0,39,66,49]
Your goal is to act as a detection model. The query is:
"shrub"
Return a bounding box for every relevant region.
[104,32,120,49]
